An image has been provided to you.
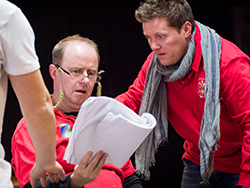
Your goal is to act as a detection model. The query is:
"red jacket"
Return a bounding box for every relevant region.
[11,110,135,188]
[115,23,250,187]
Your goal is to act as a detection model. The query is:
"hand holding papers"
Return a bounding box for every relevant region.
[64,96,156,168]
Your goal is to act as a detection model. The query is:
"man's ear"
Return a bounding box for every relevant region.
[182,21,192,38]
[49,64,57,80]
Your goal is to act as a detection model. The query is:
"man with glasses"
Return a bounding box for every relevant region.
[11,35,143,188]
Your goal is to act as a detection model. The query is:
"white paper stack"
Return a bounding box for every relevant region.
[63,96,156,168]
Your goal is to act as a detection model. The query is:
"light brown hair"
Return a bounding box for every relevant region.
[135,0,195,33]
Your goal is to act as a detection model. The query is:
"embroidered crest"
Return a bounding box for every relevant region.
[59,123,72,138]
[198,78,205,98]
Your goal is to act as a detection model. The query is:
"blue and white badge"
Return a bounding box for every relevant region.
[59,123,72,138]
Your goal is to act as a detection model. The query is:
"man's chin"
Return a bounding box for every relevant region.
[159,59,177,67]
[72,97,87,106]
[159,60,170,66]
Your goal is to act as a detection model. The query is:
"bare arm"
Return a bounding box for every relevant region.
[8,70,65,187]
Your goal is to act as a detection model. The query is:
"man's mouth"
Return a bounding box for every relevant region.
[157,53,166,57]
[75,90,86,94]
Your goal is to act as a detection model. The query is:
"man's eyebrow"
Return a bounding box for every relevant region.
[70,67,97,72]
[88,68,97,72]
[68,66,82,70]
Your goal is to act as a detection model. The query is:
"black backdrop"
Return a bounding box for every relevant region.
[2,0,250,187]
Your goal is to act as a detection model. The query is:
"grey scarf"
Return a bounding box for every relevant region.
[136,21,221,184]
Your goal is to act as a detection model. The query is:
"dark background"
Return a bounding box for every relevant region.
[2,0,250,187]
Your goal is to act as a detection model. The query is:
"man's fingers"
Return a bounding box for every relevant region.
[57,173,66,181]
[93,152,108,172]
[40,176,48,188]
[29,162,65,188]
[49,162,66,182]
[77,150,107,174]
[30,178,37,188]
[48,173,56,183]
[50,173,65,183]
[85,151,108,171]
[79,151,94,167]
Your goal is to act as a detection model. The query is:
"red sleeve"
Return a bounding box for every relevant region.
[115,52,154,114]
[121,159,135,178]
[11,118,35,188]
[220,38,250,187]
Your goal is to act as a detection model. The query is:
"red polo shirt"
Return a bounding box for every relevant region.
[115,23,250,187]
[11,110,135,188]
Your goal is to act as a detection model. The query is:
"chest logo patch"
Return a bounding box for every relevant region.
[198,78,205,98]
[59,123,72,138]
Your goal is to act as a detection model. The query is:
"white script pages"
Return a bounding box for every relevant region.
[63,96,156,168]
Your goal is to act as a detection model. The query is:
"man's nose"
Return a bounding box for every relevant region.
[150,39,160,50]
[79,75,89,83]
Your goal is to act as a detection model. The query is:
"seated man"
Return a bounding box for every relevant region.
[11,35,143,188]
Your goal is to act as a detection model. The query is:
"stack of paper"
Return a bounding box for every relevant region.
[63,96,156,168]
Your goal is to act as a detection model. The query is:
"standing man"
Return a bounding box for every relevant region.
[116,0,250,187]
[0,0,65,187]
[12,35,143,188]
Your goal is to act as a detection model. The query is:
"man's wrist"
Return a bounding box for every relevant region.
[69,174,84,188]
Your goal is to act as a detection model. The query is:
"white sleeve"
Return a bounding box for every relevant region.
[0,2,40,75]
